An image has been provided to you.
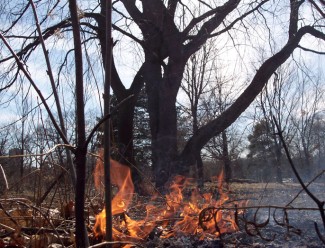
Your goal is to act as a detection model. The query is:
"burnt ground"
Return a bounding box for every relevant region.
[221,182,325,247]
[133,181,325,248]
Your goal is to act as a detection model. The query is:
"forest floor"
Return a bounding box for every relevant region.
[0,180,324,247]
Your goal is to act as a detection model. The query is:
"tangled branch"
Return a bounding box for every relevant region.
[198,205,321,242]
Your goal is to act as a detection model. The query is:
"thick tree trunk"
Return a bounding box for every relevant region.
[144,57,185,188]
[144,61,162,184]
[115,98,142,185]
[111,67,144,187]
[193,110,204,187]
[116,102,135,162]
[155,89,178,187]
[145,71,179,187]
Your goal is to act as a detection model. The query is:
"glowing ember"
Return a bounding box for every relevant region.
[93,151,245,243]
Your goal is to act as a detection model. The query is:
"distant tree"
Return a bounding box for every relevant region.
[200,84,235,183]
[246,119,280,181]
[247,119,274,159]
[0,136,6,156]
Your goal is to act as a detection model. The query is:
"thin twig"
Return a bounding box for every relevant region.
[0,144,75,159]
[0,223,15,233]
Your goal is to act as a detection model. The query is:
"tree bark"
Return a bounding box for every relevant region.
[144,60,176,187]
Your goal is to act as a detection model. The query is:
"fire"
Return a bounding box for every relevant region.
[93,153,134,215]
[93,151,244,243]
[93,150,135,237]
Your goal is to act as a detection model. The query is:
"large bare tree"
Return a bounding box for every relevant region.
[82,0,325,188]
[107,0,325,187]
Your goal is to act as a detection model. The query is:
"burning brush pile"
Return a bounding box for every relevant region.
[91,157,246,247]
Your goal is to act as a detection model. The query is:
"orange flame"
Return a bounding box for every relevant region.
[93,150,135,237]
[93,151,244,242]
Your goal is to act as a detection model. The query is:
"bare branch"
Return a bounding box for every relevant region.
[2,2,31,34]
[289,0,304,38]
[0,143,75,159]
[180,25,325,164]
[0,33,70,145]
[309,0,325,18]
[0,19,71,63]
[182,0,240,38]
[120,0,144,29]
[208,0,269,38]
[298,44,325,54]
[167,0,179,16]
[112,24,144,45]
